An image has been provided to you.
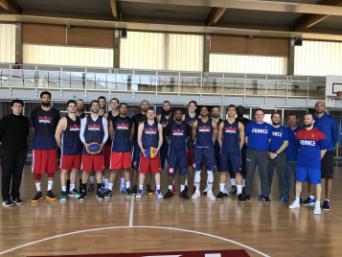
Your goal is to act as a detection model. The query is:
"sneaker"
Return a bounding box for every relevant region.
[104,189,112,199]
[146,184,154,195]
[179,189,190,200]
[303,197,315,206]
[258,195,271,202]
[125,188,132,195]
[120,187,126,194]
[88,183,95,193]
[216,191,226,199]
[59,191,68,201]
[156,189,163,199]
[289,200,300,209]
[238,193,250,202]
[230,185,237,196]
[163,190,173,199]
[207,191,216,201]
[136,189,143,198]
[32,191,43,203]
[2,199,14,207]
[45,190,57,201]
[12,198,24,205]
[314,204,321,215]
[132,185,138,195]
[96,189,104,200]
[68,189,81,198]
[322,200,330,211]
[201,185,209,196]
[78,190,87,200]
[192,190,201,200]
[280,196,289,203]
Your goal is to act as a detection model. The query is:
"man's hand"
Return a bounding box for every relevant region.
[269,152,277,159]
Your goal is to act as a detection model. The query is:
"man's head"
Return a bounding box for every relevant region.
[11,99,24,115]
[98,96,106,109]
[90,100,100,114]
[119,103,128,116]
[76,99,84,112]
[200,106,209,118]
[174,109,183,122]
[210,106,220,119]
[315,101,326,115]
[226,105,237,119]
[271,112,281,126]
[146,107,155,120]
[237,105,245,117]
[162,100,172,115]
[40,91,51,107]
[287,113,298,127]
[304,113,315,128]
[110,98,120,111]
[67,100,77,114]
[254,108,265,123]
[140,100,150,113]
[188,100,197,113]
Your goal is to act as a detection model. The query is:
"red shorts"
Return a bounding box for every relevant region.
[110,152,131,170]
[187,147,194,167]
[60,154,81,170]
[81,154,105,172]
[139,154,161,174]
[32,149,58,174]
[104,144,112,169]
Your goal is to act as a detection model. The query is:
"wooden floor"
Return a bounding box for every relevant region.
[1,167,342,257]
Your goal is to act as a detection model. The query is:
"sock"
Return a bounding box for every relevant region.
[156,185,161,191]
[309,195,315,200]
[185,178,188,186]
[126,181,131,189]
[120,177,125,188]
[62,186,67,192]
[207,170,214,192]
[315,200,320,207]
[103,178,109,189]
[35,182,41,192]
[108,183,113,191]
[47,181,53,191]
[70,184,75,191]
[295,196,300,203]
[237,185,243,195]
[220,183,225,192]
[194,171,201,192]
[180,184,185,192]
[168,185,173,190]
[139,184,143,190]
[89,176,95,184]
[230,179,236,186]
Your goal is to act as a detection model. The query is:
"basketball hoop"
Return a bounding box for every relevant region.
[337,91,342,97]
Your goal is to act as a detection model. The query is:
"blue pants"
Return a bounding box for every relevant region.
[168,150,188,176]
[219,152,241,174]
[194,147,216,171]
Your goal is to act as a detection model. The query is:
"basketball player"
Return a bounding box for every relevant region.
[289,113,327,215]
[164,109,190,199]
[79,100,108,200]
[239,108,272,202]
[98,96,107,117]
[268,112,289,202]
[30,91,60,203]
[137,107,163,199]
[108,103,134,196]
[55,100,82,200]
[217,105,245,199]
[192,106,217,201]
[76,99,86,119]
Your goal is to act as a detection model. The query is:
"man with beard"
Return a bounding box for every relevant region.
[98,96,107,117]
[289,113,327,215]
[267,112,289,202]
[76,99,86,119]
[30,91,60,203]
[192,106,217,201]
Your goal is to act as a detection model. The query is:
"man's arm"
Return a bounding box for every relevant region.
[192,121,197,141]
[101,117,109,145]
[238,122,245,150]
[217,122,224,148]
[137,123,146,157]
[109,120,114,141]
[321,149,327,159]
[157,123,163,153]
[54,117,67,148]
[157,114,162,123]
[212,120,218,143]
[130,120,135,140]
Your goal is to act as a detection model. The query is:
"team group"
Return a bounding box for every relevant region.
[0,91,338,215]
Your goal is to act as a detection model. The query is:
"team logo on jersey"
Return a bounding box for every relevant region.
[172,129,185,136]
[38,116,52,124]
[144,128,157,135]
[88,124,101,131]
[251,128,268,134]
[299,139,316,147]
[69,124,80,131]
[272,131,283,137]
[198,126,211,133]
[117,123,130,130]
[225,127,237,134]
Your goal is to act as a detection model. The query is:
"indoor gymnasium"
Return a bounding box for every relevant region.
[1,1,342,257]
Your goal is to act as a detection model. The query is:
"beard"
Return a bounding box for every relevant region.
[304,123,312,128]
[162,109,172,116]
[42,102,50,107]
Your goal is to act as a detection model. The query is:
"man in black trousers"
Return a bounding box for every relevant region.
[0,99,30,207]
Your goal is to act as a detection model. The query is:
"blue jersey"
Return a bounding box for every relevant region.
[245,122,272,151]
[285,126,300,161]
[315,112,338,151]
[195,118,214,148]
[221,120,240,154]
[185,112,198,149]
[112,116,132,152]
[296,128,326,168]
[269,126,289,153]
[142,121,159,149]
[61,116,82,155]
[169,120,188,152]
[30,107,60,150]
[83,116,104,154]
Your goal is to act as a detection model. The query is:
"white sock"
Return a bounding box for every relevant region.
[220,183,225,192]
[207,170,214,192]
[242,179,245,187]
[126,181,131,189]
[89,176,95,184]
[120,177,125,188]
[309,195,315,200]
[180,184,185,192]
[168,185,173,190]
[139,184,143,190]
[230,178,236,186]
[70,184,75,191]
[62,186,67,192]
[35,182,41,192]
[315,200,320,207]
[237,185,243,195]
[47,181,53,191]
[156,185,161,191]
[108,183,113,190]
[295,196,300,203]
[194,170,201,192]
[185,178,188,186]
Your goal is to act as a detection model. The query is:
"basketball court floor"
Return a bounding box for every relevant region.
[1,167,342,257]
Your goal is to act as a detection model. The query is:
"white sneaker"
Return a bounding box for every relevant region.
[314,205,321,215]
[136,189,143,199]
[207,191,216,201]
[192,190,201,200]
[156,189,163,199]
[289,200,300,209]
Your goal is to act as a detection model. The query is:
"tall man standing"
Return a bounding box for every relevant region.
[0,100,30,207]
[30,91,60,203]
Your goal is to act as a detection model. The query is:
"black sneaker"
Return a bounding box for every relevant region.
[125,188,131,195]
[2,199,14,207]
[146,184,154,195]
[230,185,237,196]
[322,200,331,211]
[258,195,271,202]
[32,191,43,203]
[163,190,173,199]
[88,183,95,193]
[180,189,190,200]
[59,191,68,201]
[104,189,112,199]
[78,189,87,200]
[45,190,57,201]
[303,197,315,206]
[96,188,104,199]
[66,179,71,193]
[238,193,250,202]
[216,191,226,199]
[12,198,24,205]
[132,185,138,195]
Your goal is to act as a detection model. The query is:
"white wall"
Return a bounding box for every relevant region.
[295,40,342,76]
[23,44,113,67]
[209,53,287,75]
[0,24,16,63]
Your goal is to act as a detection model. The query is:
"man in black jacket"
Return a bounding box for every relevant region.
[0,99,30,207]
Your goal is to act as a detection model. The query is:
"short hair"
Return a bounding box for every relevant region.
[163,100,171,105]
[66,100,77,107]
[271,112,281,119]
[111,97,120,103]
[119,103,128,109]
[287,112,298,119]
[76,98,84,103]
[211,106,220,111]
[174,108,183,114]
[315,101,325,107]
[141,100,150,105]
[226,104,237,111]
[188,100,197,107]
[11,99,24,107]
[90,100,99,107]
[200,106,208,111]
[40,91,51,98]
[98,96,106,101]
[147,107,155,112]
[254,108,264,114]
[304,112,314,119]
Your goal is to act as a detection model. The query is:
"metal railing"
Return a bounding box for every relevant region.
[0,67,326,99]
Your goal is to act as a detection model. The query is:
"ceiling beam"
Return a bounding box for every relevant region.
[294,0,342,30]
[0,0,22,14]
[119,0,342,17]
[108,0,119,19]
[206,7,227,26]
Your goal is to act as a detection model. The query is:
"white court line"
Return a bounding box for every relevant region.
[0,225,270,257]
[129,196,135,227]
